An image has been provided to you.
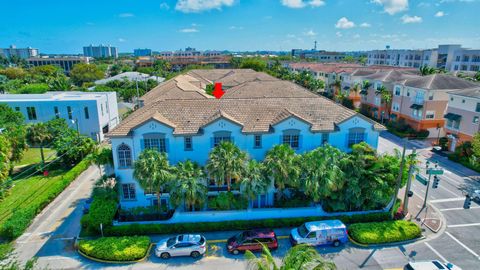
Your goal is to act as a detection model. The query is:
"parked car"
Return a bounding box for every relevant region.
[155,234,207,259]
[227,229,278,255]
[290,220,348,247]
[404,260,461,270]
[471,190,480,202]
[82,198,93,214]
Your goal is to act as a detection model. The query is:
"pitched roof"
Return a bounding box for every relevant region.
[362,69,419,83]
[403,74,480,90]
[449,87,480,99]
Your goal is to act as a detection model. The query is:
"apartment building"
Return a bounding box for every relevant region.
[0,45,38,59]
[444,88,480,150]
[108,69,383,208]
[27,56,91,74]
[291,49,347,62]
[450,49,480,73]
[83,44,118,58]
[0,92,119,141]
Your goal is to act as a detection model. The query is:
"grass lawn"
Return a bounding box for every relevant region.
[14,148,56,167]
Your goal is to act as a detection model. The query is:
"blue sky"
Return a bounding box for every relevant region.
[1,0,479,53]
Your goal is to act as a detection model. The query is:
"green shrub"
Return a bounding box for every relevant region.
[0,208,35,240]
[348,220,421,244]
[0,242,12,260]
[78,236,150,261]
[207,192,248,210]
[86,198,117,233]
[102,211,392,237]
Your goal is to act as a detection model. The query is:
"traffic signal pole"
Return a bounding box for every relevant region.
[403,148,416,216]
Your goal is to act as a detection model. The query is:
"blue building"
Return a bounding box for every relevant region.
[134,48,152,57]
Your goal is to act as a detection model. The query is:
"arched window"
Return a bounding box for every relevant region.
[117,143,132,168]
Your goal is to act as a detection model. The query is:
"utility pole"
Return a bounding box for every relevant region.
[403,148,416,216]
[391,138,407,217]
[135,79,140,109]
[422,161,439,209]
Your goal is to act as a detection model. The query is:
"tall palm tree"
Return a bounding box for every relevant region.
[133,149,172,211]
[263,144,300,201]
[419,65,437,76]
[301,145,345,203]
[91,147,113,176]
[26,123,52,166]
[245,244,336,270]
[206,141,247,191]
[375,85,393,122]
[169,160,207,211]
[330,79,341,97]
[361,80,372,95]
[240,160,269,208]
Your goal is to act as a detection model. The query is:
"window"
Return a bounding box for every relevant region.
[67,106,73,120]
[282,129,300,149]
[122,183,136,200]
[447,119,460,129]
[254,134,262,148]
[394,87,401,96]
[321,133,329,145]
[14,107,20,112]
[184,136,193,151]
[117,143,132,168]
[26,107,37,120]
[392,103,400,112]
[428,92,434,100]
[462,99,466,104]
[348,128,365,147]
[406,90,410,97]
[456,56,461,62]
[54,106,59,118]
[213,131,231,147]
[84,107,89,119]
[143,137,166,152]
[426,111,435,119]
[473,116,479,124]
[476,103,480,112]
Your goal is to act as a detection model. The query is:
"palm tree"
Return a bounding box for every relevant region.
[169,160,207,211]
[240,160,269,208]
[301,145,346,203]
[419,65,437,76]
[263,144,300,201]
[375,85,393,122]
[330,79,341,97]
[206,141,247,191]
[245,244,336,270]
[133,149,172,211]
[361,80,371,95]
[26,123,52,166]
[91,147,113,176]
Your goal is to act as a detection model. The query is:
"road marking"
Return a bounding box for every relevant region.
[440,206,480,211]
[430,197,465,203]
[424,242,447,263]
[445,231,480,260]
[448,223,480,228]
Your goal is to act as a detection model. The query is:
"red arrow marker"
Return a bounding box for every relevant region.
[213,82,224,99]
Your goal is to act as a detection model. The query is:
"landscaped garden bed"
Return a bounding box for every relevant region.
[348,220,422,245]
[117,206,174,222]
[78,236,151,262]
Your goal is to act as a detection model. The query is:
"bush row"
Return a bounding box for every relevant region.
[104,211,392,237]
[0,158,91,240]
[78,236,150,261]
[348,220,421,244]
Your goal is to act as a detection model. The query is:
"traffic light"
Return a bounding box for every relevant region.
[464,195,471,209]
[408,191,414,197]
[432,176,440,189]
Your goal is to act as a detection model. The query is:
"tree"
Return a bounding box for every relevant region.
[70,63,104,86]
[472,133,480,158]
[0,135,12,185]
[53,129,96,165]
[49,75,72,91]
[300,145,346,203]
[240,58,267,72]
[206,141,247,191]
[133,149,172,211]
[375,85,393,122]
[245,244,336,270]
[169,160,207,211]
[263,144,300,201]
[26,123,52,165]
[475,71,480,82]
[240,160,269,207]
[0,67,26,80]
[30,65,62,78]
[15,83,49,94]
[0,104,27,164]
[91,147,113,176]
[419,65,437,76]
[361,80,371,95]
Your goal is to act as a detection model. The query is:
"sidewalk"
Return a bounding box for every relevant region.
[399,187,443,235]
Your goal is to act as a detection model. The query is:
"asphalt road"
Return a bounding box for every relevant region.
[14,132,480,270]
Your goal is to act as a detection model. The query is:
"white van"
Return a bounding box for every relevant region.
[289,220,348,247]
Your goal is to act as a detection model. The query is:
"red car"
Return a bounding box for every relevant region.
[227,229,278,255]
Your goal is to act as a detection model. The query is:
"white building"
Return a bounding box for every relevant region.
[0,91,119,141]
[0,45,38,59]
[83,44,118,58]
[94,72,164,85]
[450,49,480,73]
[27,56,91,74]
[107,69,383,208]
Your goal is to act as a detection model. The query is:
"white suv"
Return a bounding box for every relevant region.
[155,234,207,259]
[405,260,461,270]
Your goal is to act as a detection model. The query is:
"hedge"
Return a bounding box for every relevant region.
[348,220,421,244]
[78,236,150,261]
[103,211,392,237]
[0,158,91,240]
[81,198,117,233]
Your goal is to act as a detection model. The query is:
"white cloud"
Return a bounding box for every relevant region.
[335,17,355,29]
[435,11,445,17]
[179,28,199,33]
[118,38,126,42]
[360,22,371,28]
[281,0,325,8]
[304,29,317,36]
[229,26,244,30]
[372,0,409,15]
[286,34,296,38]
[175,0,235,13]
[336,31,343,37]
[160,2,170,10]
[119,13,134,18]
[401,15,422,23]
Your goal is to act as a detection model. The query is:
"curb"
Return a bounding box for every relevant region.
[347,234,426,248]
[77,243,153,264]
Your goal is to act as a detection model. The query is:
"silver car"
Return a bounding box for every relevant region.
[155,234,207,259]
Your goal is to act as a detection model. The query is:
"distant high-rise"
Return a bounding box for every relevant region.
[133,48,152,57]
[83,44,118,58]
[0,45,39,59]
